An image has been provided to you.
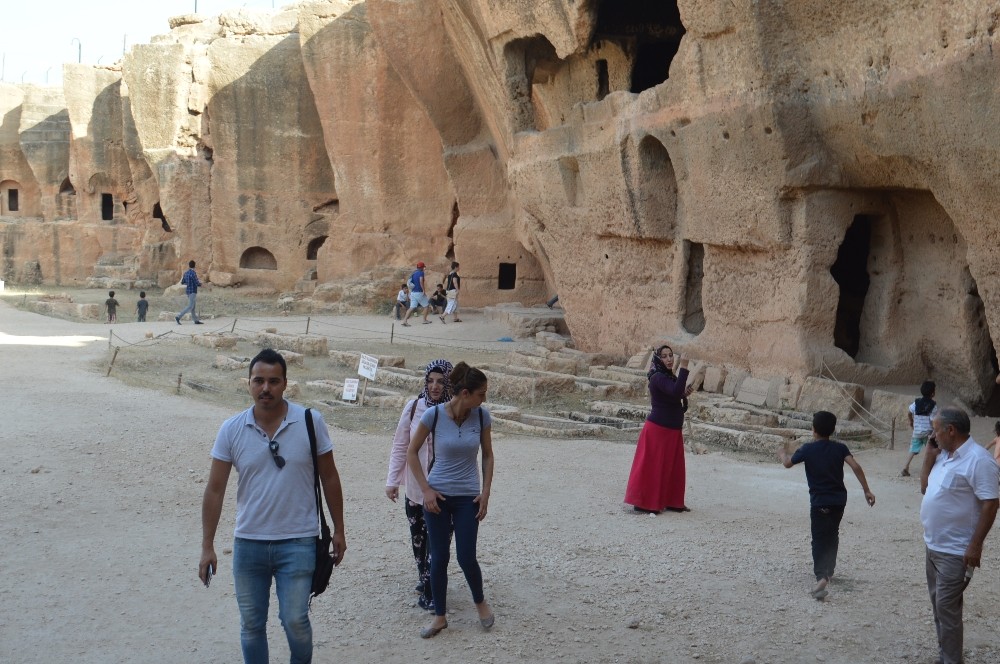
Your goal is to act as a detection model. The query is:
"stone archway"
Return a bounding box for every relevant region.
[239,246,277,270]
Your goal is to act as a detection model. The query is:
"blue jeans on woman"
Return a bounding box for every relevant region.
[233,536,315,664]
[424,494,485,617]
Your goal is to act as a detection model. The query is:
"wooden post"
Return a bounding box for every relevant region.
[176,373,183,394]
[230,318,237,333]
[105,347,119,377]
[889,417,895,450]
[359,378,369,407]
[306,316,311,335]
[390,324,394,344]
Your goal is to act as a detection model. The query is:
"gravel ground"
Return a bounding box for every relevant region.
[2,297,999,664]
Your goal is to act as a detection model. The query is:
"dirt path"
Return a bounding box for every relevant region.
[2,300,998,664]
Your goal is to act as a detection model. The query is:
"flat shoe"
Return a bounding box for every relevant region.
[420,622,447,639]
[453,319,462,322]
[664,506,691,513]
[480,614,495,629]
[401,322,410,326]
[439,316,446,323]
[422,320,433,324]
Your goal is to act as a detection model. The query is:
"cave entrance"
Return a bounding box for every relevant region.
[101,193,114,221]
[306,236,327,260]
[830,214,874,358]
[498,263,516,290]
[593,0,685,93]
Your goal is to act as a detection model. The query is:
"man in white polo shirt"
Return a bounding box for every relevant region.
[920,406,999,664]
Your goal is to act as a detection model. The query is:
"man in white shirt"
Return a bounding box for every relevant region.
[920,407,999,664]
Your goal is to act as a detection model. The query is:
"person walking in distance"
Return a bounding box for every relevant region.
[402,261,431,326]
[199,349,347,663]
[176,260,204,325]
[444,261,462,323]
[920,406,999,664]
[902,380,937,477]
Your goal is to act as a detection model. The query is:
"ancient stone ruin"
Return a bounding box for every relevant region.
[3,1,1000,410]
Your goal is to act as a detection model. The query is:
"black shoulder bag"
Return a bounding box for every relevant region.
[306,408,335,602]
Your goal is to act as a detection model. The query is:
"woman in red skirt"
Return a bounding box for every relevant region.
[625,345,694,514]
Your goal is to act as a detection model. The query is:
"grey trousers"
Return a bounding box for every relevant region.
[926,547,967,664]
[177,292,199,322]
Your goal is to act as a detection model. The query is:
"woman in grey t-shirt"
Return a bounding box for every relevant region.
[406,362,495,638]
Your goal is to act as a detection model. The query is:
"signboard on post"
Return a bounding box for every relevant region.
[342,378,360,402]
[358,354,379,380]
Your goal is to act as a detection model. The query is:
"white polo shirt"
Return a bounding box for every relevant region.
[921,437,1000,556]
[211,401,334,540]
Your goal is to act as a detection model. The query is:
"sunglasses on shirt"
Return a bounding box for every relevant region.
[269,440,286,469]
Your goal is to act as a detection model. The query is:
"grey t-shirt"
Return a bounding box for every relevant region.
[420,404,492,496]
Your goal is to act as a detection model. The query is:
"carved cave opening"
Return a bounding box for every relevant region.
[962,267,1000,416]
[240,246,278,270]
[446,201,459,261]
[59,177,75,195]
[596,59,610,100]
[593,0,685,93]
[831,214,874,359]
[498,262,517,290]
[153,202,165,220]
[635,135,677,237]
[101,193,114,221]
[682,242,705,335]
[7,188,18,212]
[306,236,327,260]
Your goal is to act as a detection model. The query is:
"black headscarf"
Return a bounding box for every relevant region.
[647,345,676,381]
[419,359,453,408]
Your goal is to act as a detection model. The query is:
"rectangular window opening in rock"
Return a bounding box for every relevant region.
[682,242,705,335]
[8,189,19,213]
[498,262,517,290]
[101,193,114,221]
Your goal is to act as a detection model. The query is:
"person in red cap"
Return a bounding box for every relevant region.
[402,261,431,325]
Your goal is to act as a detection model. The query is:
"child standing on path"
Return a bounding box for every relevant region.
[136,291,149,322]
[902,380,937,477]
[778,410,876,600]
[105,291,120,323]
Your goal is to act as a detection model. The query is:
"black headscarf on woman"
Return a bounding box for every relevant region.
[419,359,454,407]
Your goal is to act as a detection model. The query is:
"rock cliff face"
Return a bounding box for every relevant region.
[2,0,1000,408]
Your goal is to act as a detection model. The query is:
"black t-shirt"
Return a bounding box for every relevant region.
[137,299,149,315]
[446,271,460,291]
[791,439,852,507]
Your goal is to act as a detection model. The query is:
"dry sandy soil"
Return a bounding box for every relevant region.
[2,295,1000,664]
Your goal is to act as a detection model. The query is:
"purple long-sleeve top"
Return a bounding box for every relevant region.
[646,367,690,430]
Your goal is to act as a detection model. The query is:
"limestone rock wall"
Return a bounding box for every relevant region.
[3,1,1000,409]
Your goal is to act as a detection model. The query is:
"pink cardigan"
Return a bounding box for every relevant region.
[385,398,433,504]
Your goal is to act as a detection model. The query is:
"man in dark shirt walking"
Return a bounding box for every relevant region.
[176,260,203,325]
[779,410,876,599]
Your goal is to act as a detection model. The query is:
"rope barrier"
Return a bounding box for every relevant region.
[819,359,894,439]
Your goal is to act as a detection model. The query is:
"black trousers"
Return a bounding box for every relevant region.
[405,498,432,602]
[810,505,845,581]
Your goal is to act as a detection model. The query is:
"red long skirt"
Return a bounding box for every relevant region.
[624,420,686,511]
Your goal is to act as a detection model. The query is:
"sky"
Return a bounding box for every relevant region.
[0,0,286,86]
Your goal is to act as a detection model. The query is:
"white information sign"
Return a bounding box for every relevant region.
[358,353,379,380]
[342,378,360,402]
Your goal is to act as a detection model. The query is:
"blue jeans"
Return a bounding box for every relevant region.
[424,494,484,617]
[177,292,199,322]
[233,537,315,664]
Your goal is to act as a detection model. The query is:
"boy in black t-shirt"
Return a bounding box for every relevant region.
[105,291,120,323]
[779,411,876,600]
[136,291,149,322]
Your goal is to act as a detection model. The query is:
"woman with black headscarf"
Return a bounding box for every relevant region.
[385,359,453,611]
[624,345,694,514]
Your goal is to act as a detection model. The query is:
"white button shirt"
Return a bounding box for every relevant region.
[921,437,1000,556]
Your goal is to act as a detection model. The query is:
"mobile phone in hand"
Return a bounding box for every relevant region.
[204,564,214,588]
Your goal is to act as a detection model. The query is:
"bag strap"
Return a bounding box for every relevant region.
[409,397,419,423]
[306,408,330,537]
[428,405,440,473]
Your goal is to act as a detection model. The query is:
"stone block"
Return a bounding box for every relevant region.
[626,349,652,370]
[736,377,770,406]
[723,369,749,397]
[190,334,238,350]
[255,332,327,356]
[277,349,304,366]
[214,354,251,370]
[797,376,865,421]
[765,377,789,408]
[869,390,914,433]
[690,422,786,453]
[778,382,802,410]
[210,270,238,287]
[703,366,728,393]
